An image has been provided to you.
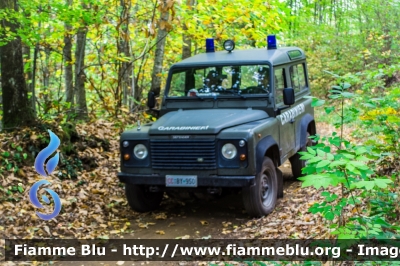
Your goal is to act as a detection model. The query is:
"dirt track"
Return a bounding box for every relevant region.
[53,164,297,266]
[9,122,342,266]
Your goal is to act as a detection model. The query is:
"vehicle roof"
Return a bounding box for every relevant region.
[171,47,306,68]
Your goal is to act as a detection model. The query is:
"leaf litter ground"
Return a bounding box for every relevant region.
[0,121,353,266]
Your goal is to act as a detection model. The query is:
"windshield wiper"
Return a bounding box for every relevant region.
[222,89,247,99]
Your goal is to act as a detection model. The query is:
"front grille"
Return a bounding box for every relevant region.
[150,139,216,169]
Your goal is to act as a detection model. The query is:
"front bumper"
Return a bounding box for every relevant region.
[118,173,255,187]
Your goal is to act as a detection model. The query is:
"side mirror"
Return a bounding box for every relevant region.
[147,91,156,109]
[283,87,295,106]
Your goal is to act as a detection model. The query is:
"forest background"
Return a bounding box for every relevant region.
[0,0,400,253]
[1,0,399,126]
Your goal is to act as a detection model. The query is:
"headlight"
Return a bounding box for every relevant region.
[134,144,148,159]
[222,143,237,159]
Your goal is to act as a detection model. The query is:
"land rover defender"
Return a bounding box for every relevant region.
[118,36,316,217]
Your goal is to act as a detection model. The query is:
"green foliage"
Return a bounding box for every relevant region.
[0,144,28,175]
[1,0,399,123]
[59,157,83,179]
[299,74,400,240]
[0,143,28,201]
[298,134,397,238]
[359,88,400,156]
[0,183,25,202]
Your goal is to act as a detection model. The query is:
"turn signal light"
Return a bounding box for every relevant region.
[240,154,246,161]
[123,154,130,160]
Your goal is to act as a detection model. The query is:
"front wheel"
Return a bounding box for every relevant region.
[242,157,278,217]
[125,184,163,212]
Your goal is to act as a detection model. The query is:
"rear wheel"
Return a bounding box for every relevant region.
[242,157,278,217]
[290,132,313,179]
[125,184,163,212]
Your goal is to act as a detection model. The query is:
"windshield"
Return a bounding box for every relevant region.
[167,65,270,98]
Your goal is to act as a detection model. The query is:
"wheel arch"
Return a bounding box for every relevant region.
[299,113,316,148]
[256,135,280,172]
[255,135,283,200]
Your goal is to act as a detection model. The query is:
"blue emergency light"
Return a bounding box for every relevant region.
[267,35,277,50]
[206,38,215,53]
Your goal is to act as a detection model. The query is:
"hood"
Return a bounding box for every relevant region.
[149,109,268,135]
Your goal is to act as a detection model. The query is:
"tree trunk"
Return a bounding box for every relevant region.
[22,44,36,114]
[135,54,148,104]
[130,1,141,110]
[181,0,194,60]
[0,0,35,129]
[182,24,192,60]
[150,0,171,96]
[75,26,88,119]
[64,0,74,109]
[31,43,39,116]
[22,45,31,86]
[42,46,51,114]
[21,6,36,116]
[118,0,132,109]
[287,0,293,36]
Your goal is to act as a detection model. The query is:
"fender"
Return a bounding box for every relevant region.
[298,113,316,148]
[256,135,280,173]
[255,135,282,197]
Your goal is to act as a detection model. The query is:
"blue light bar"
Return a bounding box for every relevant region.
[267,35,277,50]
[206,38,215,53]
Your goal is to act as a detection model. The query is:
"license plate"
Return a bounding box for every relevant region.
[166,175,197,187]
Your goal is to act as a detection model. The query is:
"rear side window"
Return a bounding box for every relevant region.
[290,64,307,93]
[274,68,286,104]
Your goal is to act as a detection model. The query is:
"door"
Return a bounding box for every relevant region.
[274,68,296,161]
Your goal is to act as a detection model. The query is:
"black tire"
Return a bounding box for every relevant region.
[242,157,278,217]
[289,132,313,179]
[276,167,284,198]
[125,184,163,212]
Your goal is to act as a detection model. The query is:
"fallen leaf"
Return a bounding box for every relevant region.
[154,213,167,220]
[138,223,148,229]
[43,226,51,236]
[176,235,190,239]
[222,221,231,228]
[200,220,209,226]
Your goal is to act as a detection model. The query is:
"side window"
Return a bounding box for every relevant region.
[274,68,286,104]
[169,71,186,96]
[290,64,307,93]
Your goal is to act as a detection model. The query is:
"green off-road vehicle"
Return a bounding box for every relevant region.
[118,36,316,217]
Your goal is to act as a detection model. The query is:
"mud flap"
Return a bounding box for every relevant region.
[276,167,283,198]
